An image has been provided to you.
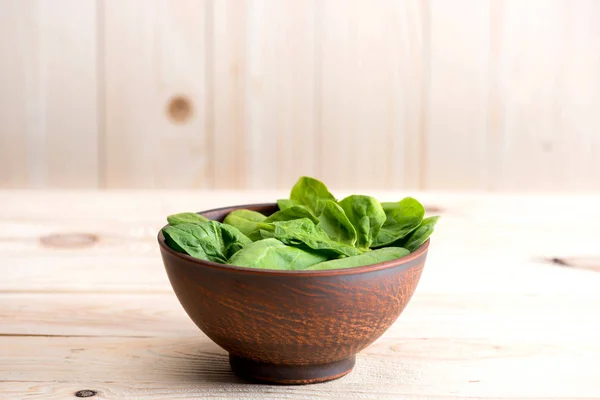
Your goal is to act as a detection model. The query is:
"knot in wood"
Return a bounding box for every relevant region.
[167,95,193,123]
[546,256,600,272]
[39,233,98,249]
[75,390,97,397]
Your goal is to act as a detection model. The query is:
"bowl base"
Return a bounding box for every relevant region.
[229,354,356,385]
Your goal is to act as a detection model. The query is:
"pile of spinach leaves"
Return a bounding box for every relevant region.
[162,177,439,271]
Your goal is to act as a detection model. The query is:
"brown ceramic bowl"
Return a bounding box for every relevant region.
[158,203,429,385]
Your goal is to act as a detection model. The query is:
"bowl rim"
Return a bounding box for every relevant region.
[157,202,430,277]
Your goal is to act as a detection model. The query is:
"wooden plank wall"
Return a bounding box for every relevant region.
[0,0,99,188]
[1,0,599,191]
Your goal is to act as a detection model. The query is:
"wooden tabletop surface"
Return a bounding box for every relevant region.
[1,190,599,399]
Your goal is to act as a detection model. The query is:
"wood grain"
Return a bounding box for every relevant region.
[425,0,491,190]
[245,0,318,190]
[319,0,424,190]
[0,0,98,188]
[424,0,600,191]
[1,335,598,399]
[103,0,210,188]
[211,1,317,190]
[211,0,247,189]
[2,1,600,191]
[488,0,600,191]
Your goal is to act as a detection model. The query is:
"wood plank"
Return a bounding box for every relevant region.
[0,1,30,188]
[425,0,491,190]
[558,0,600,191]
[211,0,247,189]
[1,335,598,399]
[0,0,98,188]
[211,1,317,189]
[103,0,210,188]
[488,0,600,191]
[0,293,196,337]
[425,0,600,191]
[319,0,425,190]
[245,0,318,189]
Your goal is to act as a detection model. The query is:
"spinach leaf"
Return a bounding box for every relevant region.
[167,212,209,226]
[223,209,267,241]
[276,199,301,210]
[400,216,439,252]
[220,223,253,257]
[163,226,209,260]
[338,195,386,249]
[164,176,439,269]
[162,221,251,263]
[228,238,327,270]
[317,200,357,245]
[265,205,319,224]
[177,221,248,261]
[290,176,336,215]
[305,247,410,270]
[261,218,362,257]
[164,234,187,253]
[371,197,425,248]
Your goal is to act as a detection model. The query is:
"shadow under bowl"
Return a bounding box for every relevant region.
[158,203,429,385]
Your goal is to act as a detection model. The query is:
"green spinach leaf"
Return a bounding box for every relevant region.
[276,199,301,210]
[317,200,357,245]
[290,176,336,215]
[164,176,439,269]
[228,238,327,270]
[372,197,424,248]
[305,247,410,270]
[162,221,251,263]
[223,209,267,241]
[338,195,386,249]
[163,226,209,260]
[261,218,362,257]
[265,205,319,224]
[220,223,253,257]
[167,212,209,226]
[400,216,439,252]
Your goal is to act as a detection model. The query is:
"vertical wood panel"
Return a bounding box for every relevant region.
[425,0,491,190]
[1,0,599,192]
[104,0,209,188]
[561,0,600,191]
[319,0,425,190]
[0,1,28,188]
[489,0,600,191]
[211,0,248,189]
[247,0,317,189]
[212,0,317,189]
[0,0,98,188]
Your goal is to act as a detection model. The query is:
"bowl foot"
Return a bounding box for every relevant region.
[229,354,356,385]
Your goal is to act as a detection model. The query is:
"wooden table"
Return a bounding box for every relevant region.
[2,191,599,399]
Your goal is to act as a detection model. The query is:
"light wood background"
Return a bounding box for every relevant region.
[1,0,599,191]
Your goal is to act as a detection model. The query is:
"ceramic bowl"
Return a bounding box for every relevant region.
[158,203,429,384]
